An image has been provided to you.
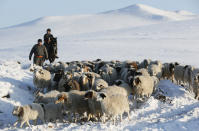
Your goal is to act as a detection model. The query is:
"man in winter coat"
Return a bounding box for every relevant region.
[44,28,58,58]
[29,39,48,66]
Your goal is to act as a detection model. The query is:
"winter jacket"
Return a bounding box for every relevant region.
[44,33,54,44]
[29,44,48,60]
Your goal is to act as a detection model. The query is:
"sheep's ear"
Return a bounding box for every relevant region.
[100,93,106,99]
[184,65,189,69]
[169,63,174,68]
[85,91,93,99]
[174,62,179,66]
[19,107,24,117]
[135,77,141,85]
[135,72,142,76]
[30,68,34,72]
[115,80,122,86]
[169,63,175,72]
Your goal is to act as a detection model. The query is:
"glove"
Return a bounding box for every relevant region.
[29,57,31,61]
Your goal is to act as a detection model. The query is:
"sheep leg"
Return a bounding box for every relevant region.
[120,114,122,122]
[74,113,78,123]
[102,113,106,123]
[59,114,64,123]
[20,120,26,128]
[68,112,72,122]
[13,120,19,127]
[87,113,92,121]
[39,114,45,124]
[127,111,130,120]
[26,121,31,127]
[171,75,174,83]
[34,118,38,125]
[113,116,116,125]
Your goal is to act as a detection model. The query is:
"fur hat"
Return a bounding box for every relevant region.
[47,28,51,32]
[38,39,42,42]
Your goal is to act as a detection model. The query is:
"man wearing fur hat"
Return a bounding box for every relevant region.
[29,39,48,66]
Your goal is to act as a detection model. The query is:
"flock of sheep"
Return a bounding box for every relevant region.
[12,59,199,128]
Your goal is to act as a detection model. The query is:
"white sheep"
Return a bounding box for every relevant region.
[33,90,60,104]
[40,103,65,122]
[114,80,133,96]
[33,67,51,92]
[148,62,163,79]
[136,68,150,76]
[92,78,108,91]
[84,90,103,121]
[174,65,186,85]
[12,103,45,128]
[99,64,118,85]
[55,90,90,122]
[132,75,155,98]
[101,84,132,97]
[193,74,199,100]
[96,92,130,125]
[183,65,194,89]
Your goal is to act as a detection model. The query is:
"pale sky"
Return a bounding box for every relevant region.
[0,0,199,28]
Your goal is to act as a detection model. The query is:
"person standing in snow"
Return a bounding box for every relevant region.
[44,28,58,58]
[29,39,48,66]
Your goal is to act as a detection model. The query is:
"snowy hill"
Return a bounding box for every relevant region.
[103,4,196,21]
[1,4,199,131]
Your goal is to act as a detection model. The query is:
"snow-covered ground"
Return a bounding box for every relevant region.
[0,4,199,130]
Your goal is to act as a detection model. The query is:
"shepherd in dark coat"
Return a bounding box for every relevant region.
[29,39,48,66]
[44,28,58,58]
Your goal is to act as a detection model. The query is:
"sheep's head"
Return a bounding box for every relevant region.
[194,74,199,83]
[33,94,43,103]
[85,73,94,88]
[96,83,107,91]
[55,93,68,104]
[85,90,95,99]
[65,72,72,80]
[34,69,45,78]
[127,68,136,77]
[174,62,179,66]
[133,77,141,87]
[143,59,151,68]
[82,66,90,73]
[130,62,138,70]
[169,63,175,73]
[64,79,79,92]
[12,106,24,117]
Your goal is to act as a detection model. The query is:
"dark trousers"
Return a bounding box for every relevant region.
[34,57,45,66]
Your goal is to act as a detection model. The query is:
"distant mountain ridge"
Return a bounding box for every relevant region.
[102,4,196,21]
